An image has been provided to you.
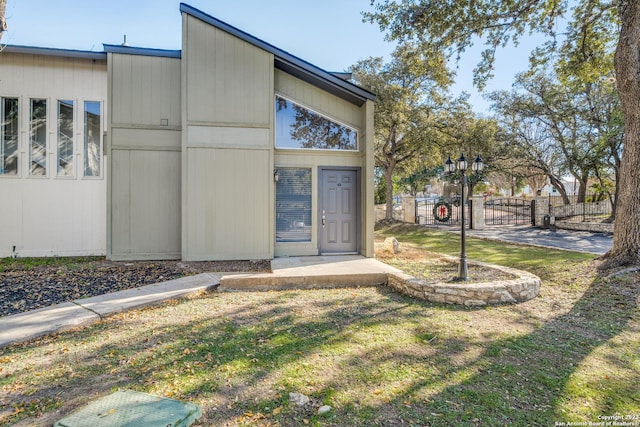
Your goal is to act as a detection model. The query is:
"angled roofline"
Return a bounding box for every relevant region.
[103,44,182,58]
[1,44,106,60]
[179,3,376,106]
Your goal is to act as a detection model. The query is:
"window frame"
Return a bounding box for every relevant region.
[83,100,102,178]
[29,98,48,177]
[275,167,313,243]
[275,94,359,152]
[56,99,75,178]
[1,96,20,177]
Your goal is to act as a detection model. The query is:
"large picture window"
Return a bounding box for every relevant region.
[275,96,357,151]
[30,99,47,176]
[1,97,19,175]
[276,168,312,242]
[57,99,74,176]
[84,101,101,177]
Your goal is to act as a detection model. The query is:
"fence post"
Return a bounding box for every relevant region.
[531,199,536,226]
[401,196,416,224]
[469,196,485,230]
[534,196,553,227]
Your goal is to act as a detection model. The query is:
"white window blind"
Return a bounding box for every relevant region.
[276,168,312,242]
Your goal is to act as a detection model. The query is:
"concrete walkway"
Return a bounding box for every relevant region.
[446,225,612,255]
[0,256,399,349]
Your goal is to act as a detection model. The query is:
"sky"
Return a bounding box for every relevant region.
[1,0,544,114]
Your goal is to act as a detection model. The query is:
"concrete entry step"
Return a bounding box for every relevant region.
[54,390,201,427]
[219,255,400,291]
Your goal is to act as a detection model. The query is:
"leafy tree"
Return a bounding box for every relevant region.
[349,43,452,220]
[0,0,6,44]
[397,165,440,195]
[497,112,572,203]
[365,0,639,267]
[490,71,621,206]
[290,106,357,150]
[436,106,504,198]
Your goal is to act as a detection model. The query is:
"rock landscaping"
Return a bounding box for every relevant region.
[387,259,541,305]
[0,258,270,317]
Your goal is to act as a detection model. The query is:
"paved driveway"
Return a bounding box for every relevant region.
[451,225,612,255]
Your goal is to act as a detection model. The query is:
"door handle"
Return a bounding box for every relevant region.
[322,210,326,227]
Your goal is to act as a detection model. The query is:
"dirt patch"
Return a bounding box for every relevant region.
[375,239,516,283]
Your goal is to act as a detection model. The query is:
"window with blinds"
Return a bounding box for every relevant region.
[276,168,312,242]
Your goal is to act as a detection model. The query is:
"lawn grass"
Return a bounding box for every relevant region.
[0,256,103,272]
[1,225,638,426]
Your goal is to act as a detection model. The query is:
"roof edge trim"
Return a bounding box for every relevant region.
[1,44,106,60]
[103,44,181,58]
[179,3,375,105]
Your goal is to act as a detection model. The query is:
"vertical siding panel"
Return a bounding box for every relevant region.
[182,15,274,260]
[117,56,132,124]
[160,58,170,123]
[108,52,181,259]
[111,150,131,254]
[186,17,271,126]
[171,59,181,125]
[0,51,107,257]
[131,57,142,124]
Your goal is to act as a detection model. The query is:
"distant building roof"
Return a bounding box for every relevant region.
[1,44,106,60]
[179,3,376,106]
[103,44,181,58]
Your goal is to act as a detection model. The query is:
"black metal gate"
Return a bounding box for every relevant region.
[484,198,533,225]
[416,199,469,226]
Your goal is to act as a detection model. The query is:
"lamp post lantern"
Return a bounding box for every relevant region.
[444,153,484,281]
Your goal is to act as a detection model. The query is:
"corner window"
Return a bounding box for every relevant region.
[276,168,312,242]
[1,97,19,175]
[30,99,47,176]
[57,100,74,176]
[275,96,357,150]
[84,101,101,177]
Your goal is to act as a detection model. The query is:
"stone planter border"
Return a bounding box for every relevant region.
[386,258,541,306]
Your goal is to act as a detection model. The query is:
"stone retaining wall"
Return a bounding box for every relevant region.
[387,261,541,306]
[555,220,614,234]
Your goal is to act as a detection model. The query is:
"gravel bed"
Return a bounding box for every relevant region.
[0,258,271,318]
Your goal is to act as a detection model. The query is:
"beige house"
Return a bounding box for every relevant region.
[0,46,107,257]
[1,3,376,261]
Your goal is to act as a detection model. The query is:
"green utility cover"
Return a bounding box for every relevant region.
[54,390,202,427]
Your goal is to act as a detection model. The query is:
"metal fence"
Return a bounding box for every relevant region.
[550,193,614,222]
[484,198,533,225]
[416,199,468,226]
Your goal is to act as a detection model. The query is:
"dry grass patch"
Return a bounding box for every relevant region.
[375,239,517,283]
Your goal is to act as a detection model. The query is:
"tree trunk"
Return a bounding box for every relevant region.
[384,160,396,220]
[605,1,640,266]
[576,174,588,204]
[609,171,620,222]
[549,175,570,204]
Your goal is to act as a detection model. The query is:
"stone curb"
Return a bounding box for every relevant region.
[386,257,541,306]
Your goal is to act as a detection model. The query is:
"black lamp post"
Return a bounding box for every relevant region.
[444,153,484,281]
